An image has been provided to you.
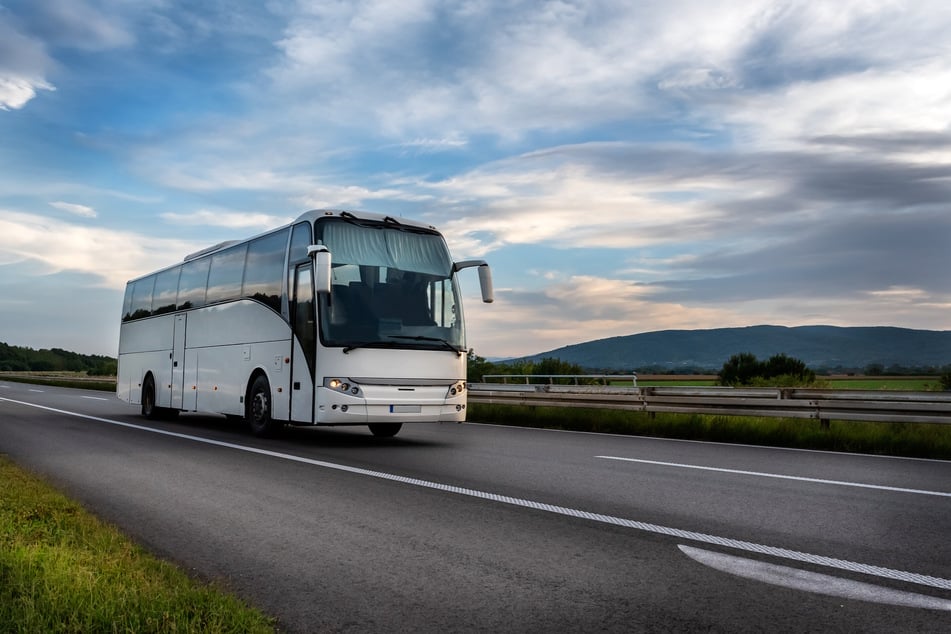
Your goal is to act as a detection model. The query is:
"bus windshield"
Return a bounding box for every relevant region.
[317,219,466,352]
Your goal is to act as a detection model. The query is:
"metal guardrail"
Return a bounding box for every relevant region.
[468,384,951,426]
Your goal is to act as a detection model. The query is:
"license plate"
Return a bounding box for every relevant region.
[390,405,421,413]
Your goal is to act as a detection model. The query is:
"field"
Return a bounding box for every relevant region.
[629,375,943,391]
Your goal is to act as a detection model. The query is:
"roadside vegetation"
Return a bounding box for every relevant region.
[0,456,276,633]
[467,405,951,460]
[466,350,951,459]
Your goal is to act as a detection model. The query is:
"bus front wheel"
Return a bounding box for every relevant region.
[247,375,282,437]
[368,423,402,438]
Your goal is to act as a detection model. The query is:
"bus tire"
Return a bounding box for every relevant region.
[141,375,160,419]
[247,374,281,437]
[368,423,402,438]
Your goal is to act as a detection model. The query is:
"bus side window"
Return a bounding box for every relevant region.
[243,229,287,313]
[129,276,155,320]
[152,267,181,315]
[206,244,247,304]
[177,258,210,310]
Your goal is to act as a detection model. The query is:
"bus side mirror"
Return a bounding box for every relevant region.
[308,245,332,294]
[454,260,494,304]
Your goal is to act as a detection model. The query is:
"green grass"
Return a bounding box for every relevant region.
[824,377,941,391]
[468,404,951,460]
[0,456,276,633]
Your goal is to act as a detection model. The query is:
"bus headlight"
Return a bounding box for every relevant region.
[325,378,361,397]
[447,381,465,398]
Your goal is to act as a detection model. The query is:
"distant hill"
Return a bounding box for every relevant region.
[518,326,951,372]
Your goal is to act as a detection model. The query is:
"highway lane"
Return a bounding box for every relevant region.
[2,380,950,632]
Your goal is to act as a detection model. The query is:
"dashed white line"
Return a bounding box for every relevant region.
[679,546,951,611]
[80,396,109,401]
[3,396,951,593]
[596,455,951,498]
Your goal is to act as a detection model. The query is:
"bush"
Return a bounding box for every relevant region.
[718,352,815,387]
[941,371,951,391]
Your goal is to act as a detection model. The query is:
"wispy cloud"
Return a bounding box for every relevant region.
[0,209,201,287]
[160,209,292,229]
[50,201,97,218]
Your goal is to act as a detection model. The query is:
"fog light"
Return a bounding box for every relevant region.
[341,405,349,412]
[456,404,463,411]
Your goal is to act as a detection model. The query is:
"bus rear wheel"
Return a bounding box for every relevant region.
[141,375,159,419]
[368,423,402,438]
[247,375,282,437]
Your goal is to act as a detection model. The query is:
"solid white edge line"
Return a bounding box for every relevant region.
[3,396,951,592]
[679,546,951,611]
[596,456,951,498]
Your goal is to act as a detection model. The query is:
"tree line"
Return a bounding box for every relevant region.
[469,349,950,390]
[0,342,117,376]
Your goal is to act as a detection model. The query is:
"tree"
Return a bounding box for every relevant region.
[718,352,815,387]
[718,352,761,386]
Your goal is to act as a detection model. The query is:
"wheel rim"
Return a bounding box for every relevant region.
[251,390,269,424]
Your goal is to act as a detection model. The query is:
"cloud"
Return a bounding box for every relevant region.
[0,17,55,110]
[160,209,292,229]
[50,201,97,218]
[10,0,136,51]
[465,274,772,357]
[0,209,202,288]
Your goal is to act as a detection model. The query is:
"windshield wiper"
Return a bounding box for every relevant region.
[341,340,403,354]
[388,335,464,356]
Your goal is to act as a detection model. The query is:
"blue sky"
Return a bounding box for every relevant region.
[1,0,950,358]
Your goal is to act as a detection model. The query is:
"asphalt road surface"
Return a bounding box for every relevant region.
[2,380,950,632]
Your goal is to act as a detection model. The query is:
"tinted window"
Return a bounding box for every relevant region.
[129,276,155,320]
[289,221,312,263]
[152,267,180,315]
[177,257,210,310]
[243,229,288,312]
[287,222,312,308]
[121,283,135,321]
[206,244,247,304]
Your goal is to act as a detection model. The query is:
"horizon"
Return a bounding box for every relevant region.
[2,2,950,357]
[4,323,950,364]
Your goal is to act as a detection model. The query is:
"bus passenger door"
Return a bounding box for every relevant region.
[290,265,316,423]
[171,313,186,409]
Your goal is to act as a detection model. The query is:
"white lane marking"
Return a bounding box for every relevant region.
[28,389,44,393]
[596,455,951,498]
[3,396,950,593]
[679,546,951,612]
[80,396,109,401]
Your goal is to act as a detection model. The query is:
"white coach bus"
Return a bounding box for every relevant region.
[117,209,493,438]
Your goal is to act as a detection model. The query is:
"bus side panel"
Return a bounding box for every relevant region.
[116,316,175,407]
[289,336,314,424]
[185,301,292,419]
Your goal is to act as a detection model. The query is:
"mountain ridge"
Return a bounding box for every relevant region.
[517,325,951,371]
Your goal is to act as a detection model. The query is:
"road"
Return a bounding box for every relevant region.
[2,380,950,632]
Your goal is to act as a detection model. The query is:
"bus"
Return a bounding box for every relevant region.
[117,209,493,438]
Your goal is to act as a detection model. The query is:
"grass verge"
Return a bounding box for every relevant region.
[0,455,276,633]
[468,404,951,460]
[0,373,116,392]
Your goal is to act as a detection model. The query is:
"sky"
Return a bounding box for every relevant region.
[1,0,950,359]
